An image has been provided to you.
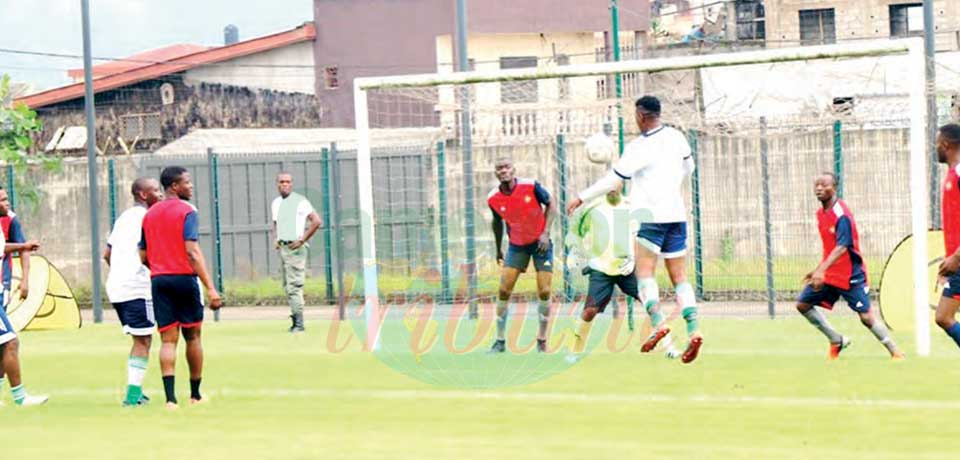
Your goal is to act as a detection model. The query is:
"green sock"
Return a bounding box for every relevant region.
[11,384,26,405]
[682,306,699,336]
[125,355,149,405]
[645,304,664,329]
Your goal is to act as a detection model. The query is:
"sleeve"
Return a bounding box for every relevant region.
[611,144,652,179]
[183,211,200,241]
[834,216,854,248]
[302,199,316,215]
[489,205,500,218]
[679,134,694,176]
[533,182,551,205]
[9,218,25,243]
[578,170,621,202]
[138,228,147,250]
[271,198,280,223]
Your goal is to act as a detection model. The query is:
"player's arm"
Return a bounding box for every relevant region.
[941,241,960,276]
[3,241,39,253]
[103,245,112,267]
[491,206,504,265]
[8,219,32,299]
[536,182,556,253]
[681,134,695,176]
[138,228,149,267]
[290,211,322,250]
[182,211,222,309]
[568,149,646,214]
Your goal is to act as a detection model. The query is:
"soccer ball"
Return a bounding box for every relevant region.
[584,133,616,164]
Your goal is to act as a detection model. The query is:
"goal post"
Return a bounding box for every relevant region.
[353,37,930,355]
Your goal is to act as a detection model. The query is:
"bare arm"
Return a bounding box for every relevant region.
[185,241,222,308]
[139,249,149,267]
[491,209,504,264]
[18,248,30,300]
[538,200,557,253]
[3,241,39,254]
[103,246,112,267]
[301,212,322,243]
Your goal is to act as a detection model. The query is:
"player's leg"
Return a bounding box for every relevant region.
[279,249,294,332]
[533,241,554,352]
[935,276,960,348]
[117,299,154,406]
[490,244,526,353]
[182,326,204,403]
[796,286,849,359]
[159,327,180,406]
[573,269,615,354]
[179,275,206,403]
[634,230,664,329]
[154,276,181,407]
[283,245,307,332]
[0,308,46,406]
[847,285,903,358]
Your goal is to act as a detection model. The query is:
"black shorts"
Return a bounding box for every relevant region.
[151,275,203,332]
[113,299,155,336]
[584,268,639,312]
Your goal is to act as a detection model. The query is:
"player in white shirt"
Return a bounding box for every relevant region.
[104,178,162,406]
[567,96,703,364]
[271,172,321,332]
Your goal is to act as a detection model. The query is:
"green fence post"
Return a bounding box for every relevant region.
[689,130,705,300]
[437,142,451,304]
[330,143,346,319]
[833,120,843,198]
[107,158,117,226]
[206,148,223,321]
[557,134,572,302]
[5,164,15,210]
[760,118,775,318]
[321,148,336,307]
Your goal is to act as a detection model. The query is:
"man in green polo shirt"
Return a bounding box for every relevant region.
[271,172,322,332]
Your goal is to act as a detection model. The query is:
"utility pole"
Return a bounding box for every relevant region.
[81,0,103,322]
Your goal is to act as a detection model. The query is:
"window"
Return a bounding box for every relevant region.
[890,3,924,37]
[736,0,766,41]
[499,56,538,104]
[324,66,339,90]
[120,113,162,140]
[799,8,836,46]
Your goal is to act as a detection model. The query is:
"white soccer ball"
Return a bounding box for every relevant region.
[584,133,616,164]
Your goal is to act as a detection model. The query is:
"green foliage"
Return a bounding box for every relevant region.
[0,74,63,211]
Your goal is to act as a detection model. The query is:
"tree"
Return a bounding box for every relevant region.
[0,74,62,209]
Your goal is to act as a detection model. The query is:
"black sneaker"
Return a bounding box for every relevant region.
[487,339,506,354]
[537,339,547,353]
[288,315,297,333]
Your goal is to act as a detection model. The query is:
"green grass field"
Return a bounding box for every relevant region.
[6,312,959,460]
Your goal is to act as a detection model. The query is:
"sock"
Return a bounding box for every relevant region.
[645,304,665,329]
[801,308,843,344]
[190,378,202,401]
[11,384,26,405]
[945,323,960,348]
[537,300,550,340]
[496,299,508,341]
[639,277,659,310]
[573,318,592,353]
[162,375,177,404]
[125,356,148,405]
[868,321,899,355]
[676,282,699,336]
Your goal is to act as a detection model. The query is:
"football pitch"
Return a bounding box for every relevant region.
[6,308,959,460]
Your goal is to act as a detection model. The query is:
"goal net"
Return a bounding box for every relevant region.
[349,38,931,378]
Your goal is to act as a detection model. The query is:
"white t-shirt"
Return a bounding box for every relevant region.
[106,205,151,303]
[612,125,692,223]
[271,193,316,241]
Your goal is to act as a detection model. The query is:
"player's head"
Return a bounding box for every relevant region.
[0,187,10,216]
[937,123,960,164]
[635,95,661,131]
[494,157,515,184]
[131,177,162,207]
[276,172,294,198]
[160,166,193,201]
[814,172,838,204]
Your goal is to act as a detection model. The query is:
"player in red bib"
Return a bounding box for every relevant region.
[934,123,960,349]
[487,158,557,354]
[796,172,903,360]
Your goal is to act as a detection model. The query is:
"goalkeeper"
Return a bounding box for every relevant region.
[567,187,677,359]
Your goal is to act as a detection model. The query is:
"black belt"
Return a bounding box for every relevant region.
[278,240,297,245]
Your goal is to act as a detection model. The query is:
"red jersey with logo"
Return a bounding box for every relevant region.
[817,199,866,290]
[139,199,200,277]
[487,178,550,246]
[944,165,960,256]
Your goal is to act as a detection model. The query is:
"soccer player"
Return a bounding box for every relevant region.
[140,166,222,408]
[487,157,557,353]
[568,95,702,363]
[104,178,162,407]
[796,172,903,360]
[0,187,46,406]
[271,172,321,333]
[566,187,679,360]
[935,123,960,349]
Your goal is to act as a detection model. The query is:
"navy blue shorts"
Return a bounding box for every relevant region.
[504,241,553,273]
[638,222,687,258]
[0,293,16,346]
[942,272,960,300]
[798,281,871,313]
[151,275,203,332]
[113,299,155,336]
[584,268,638,313]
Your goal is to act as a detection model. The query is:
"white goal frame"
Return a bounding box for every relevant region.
[353,38,930,355]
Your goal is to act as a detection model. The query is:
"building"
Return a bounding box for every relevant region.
[313,0,650,129]
[16,23,319,155]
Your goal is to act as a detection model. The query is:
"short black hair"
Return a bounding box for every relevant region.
[131,177,154,197]
[819,171,839,186]
[940,123,960,145]
[160,166,188,190]
[635,95,661,115]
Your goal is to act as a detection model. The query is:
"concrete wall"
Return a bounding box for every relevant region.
[765,0,960,50]
[313,0,650,127]
[184,41,316,95]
